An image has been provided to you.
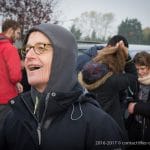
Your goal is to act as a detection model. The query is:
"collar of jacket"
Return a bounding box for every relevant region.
[41,90,83,118]
[9,87,101,122]
[10,90,83,120]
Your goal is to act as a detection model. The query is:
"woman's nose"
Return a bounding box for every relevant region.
[25,47,36,59]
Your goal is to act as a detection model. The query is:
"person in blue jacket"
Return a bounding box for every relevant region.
[77,45,104,73]
[0,23,125,150]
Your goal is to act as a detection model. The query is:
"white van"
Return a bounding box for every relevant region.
[77,41,150,58]
[129,44,150,58]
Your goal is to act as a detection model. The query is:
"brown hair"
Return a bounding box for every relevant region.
[2,19,20,32]
[133,51,150,67]
[93,44,128,74]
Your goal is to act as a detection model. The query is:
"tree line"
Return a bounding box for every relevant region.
[70,12,150,45]
[0,1,150,44]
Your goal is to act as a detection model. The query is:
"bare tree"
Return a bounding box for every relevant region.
[73,11,115,40]
[0,0,59,36]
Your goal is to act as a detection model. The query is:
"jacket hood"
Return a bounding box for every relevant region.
[9,91,100,126]
[24,23,81,94]
[78,71,113,91]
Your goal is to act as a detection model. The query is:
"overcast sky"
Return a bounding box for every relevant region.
[57,0,150,34]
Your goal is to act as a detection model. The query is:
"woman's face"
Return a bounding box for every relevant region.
[135,64,150,78]
[24,31,53,92]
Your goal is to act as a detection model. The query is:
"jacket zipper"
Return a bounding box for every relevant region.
[37,123,42,145]
[22,93,50,145]
[21,96,38,122]
[36,92,50,145]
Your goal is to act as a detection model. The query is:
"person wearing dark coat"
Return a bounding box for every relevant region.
[0,23,125,150]
[127,51,150,149]
[78,41,138,140]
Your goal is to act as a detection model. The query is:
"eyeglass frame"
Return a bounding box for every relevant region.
[21,42,52,59]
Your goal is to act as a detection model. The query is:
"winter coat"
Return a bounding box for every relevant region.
[0,91,125,150]
[79,56,138,135]
[0,34,22,104]
[127,75,150,142]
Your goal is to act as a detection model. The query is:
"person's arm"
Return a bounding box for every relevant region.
[134,102,150,117]
[128,102,150,117]
[128,102,136,114]
[3,44,22,84]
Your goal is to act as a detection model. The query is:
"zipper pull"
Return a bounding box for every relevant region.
[36,92,51,145]
[37,123,41,145]
[34,96,39,115]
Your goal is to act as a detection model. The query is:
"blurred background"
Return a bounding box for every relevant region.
[0,0,150,45]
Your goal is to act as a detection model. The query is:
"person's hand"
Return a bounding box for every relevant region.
[128,102,136,114]
[16,82,23,93]
[117,40,128,57]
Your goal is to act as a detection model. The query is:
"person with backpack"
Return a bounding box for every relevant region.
[127,51,150,149]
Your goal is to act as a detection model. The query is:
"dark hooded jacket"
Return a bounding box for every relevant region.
[78,55,138,136]
[0,23,124,150]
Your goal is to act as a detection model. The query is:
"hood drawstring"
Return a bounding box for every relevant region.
[71,103,83,120]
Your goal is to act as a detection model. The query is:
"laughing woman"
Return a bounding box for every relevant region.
[0,23,124,150]
[127,51,150,149]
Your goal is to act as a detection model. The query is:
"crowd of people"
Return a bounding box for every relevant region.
[0,19,150,150]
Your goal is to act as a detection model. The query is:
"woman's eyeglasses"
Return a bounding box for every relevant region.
[21,42,52,59]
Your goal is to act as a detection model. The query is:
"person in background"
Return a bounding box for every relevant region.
[0,19,22,121]
[127,51,150,149]
[78,41,138,141]
[107,35,129,48]
[77,35,138,126]
[77,45,104,73]
[76,35,131,73]
[106,35,138,119]
[0,23,125,150]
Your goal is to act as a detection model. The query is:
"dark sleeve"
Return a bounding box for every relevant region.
[134,102,150,117]
[86,105,125,150]
[3,45,22,84]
